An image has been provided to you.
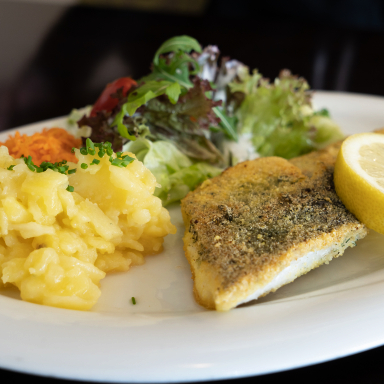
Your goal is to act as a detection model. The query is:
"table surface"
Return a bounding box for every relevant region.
[1,1,384,383]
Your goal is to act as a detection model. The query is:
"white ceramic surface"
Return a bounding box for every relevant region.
[1,91,384,382]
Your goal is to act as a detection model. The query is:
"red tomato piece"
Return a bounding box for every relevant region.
[90,77,137,117]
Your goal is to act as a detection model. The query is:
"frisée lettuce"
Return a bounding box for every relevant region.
[228,68,344,159]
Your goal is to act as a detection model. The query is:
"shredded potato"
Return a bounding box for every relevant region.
[0,128,82,164]
[0,146,176,310]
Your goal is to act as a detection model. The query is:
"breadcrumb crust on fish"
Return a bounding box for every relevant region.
[181,142,367,311]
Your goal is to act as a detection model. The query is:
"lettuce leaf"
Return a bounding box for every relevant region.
[84,36,235,164]
[66,107,92,138]
[212,107,238,141]
[142,36,202,89]
[230,68,344,159]
[153,35,202,65]
[111,80,182,140]
[124,138,222,205]
[311,114,344,148]
[142,78,224,165]
[110,37,204,144]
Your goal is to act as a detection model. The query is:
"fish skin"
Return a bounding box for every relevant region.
[181,142,367,311]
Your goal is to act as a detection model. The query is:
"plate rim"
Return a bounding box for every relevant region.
[1,91,384,382]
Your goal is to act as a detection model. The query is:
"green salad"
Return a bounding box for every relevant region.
[69,35,344,205]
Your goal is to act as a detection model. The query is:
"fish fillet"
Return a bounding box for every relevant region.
[181,142,368,311]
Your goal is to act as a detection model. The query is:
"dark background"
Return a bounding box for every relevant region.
[1,0,384,383]
[1,0,384,131]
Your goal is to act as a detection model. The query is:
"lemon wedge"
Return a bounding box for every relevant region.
[334,132,384,234]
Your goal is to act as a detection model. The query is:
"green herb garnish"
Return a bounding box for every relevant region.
[23,156,37,172]
[86,138,95,155]
[39,160,69,174]
[109,154,134,168]
[131,297,136,305]
[76,139,134,169]
[20,156,74,175]
[11,139,135,192]
[98,149,105,158]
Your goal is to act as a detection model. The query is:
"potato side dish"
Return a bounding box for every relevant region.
[0,142,176,310]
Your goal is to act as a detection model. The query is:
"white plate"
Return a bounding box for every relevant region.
[1,91,384,382]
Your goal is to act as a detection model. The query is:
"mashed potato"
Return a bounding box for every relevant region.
[0,144,176,310]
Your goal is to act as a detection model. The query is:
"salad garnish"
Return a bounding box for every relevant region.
[72,35,344,205]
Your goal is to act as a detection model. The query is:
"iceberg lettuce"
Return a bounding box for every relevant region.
[124,139,222,205]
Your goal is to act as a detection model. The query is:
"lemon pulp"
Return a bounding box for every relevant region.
[359,142,384,188]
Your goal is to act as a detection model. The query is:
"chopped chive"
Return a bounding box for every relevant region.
[109,155,134,168]
[86,138,95,149]
[7,165,15,171]
[86,138,95,155]
[66,185,74,192]
[18,140,125,175]
[122,155,135,163]
[104,143,113,155]
[98,149,105,158]
[23,156,33,168]
[111,158,124,167]
[131,297,136,305]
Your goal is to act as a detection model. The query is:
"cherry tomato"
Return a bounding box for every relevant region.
[90,77,137,117]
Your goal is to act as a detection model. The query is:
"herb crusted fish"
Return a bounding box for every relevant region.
[181,142,367,311]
